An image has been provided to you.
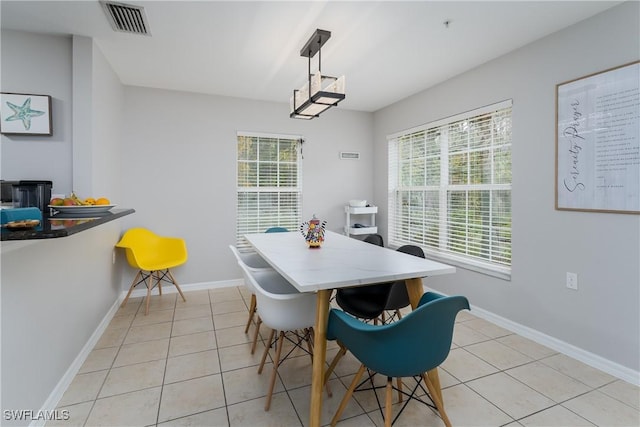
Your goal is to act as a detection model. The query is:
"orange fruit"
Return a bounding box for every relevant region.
[95,197,110,205]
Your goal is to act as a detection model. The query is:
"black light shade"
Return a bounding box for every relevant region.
[290,29,345,120]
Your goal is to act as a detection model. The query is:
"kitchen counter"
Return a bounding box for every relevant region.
[0,208,135,241]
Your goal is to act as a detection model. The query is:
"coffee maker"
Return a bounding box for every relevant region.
[8,180,53,213]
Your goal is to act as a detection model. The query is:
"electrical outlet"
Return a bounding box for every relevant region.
[566,272,578,290]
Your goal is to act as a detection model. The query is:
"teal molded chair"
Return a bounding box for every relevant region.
[265,226,289,233]
[326,292,470,427]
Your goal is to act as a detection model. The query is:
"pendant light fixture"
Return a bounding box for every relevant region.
[290,29,345,120]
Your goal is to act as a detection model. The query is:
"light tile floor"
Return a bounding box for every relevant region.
[50,287,640,427]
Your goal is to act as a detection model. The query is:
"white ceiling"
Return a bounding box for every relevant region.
[1,1,621,112]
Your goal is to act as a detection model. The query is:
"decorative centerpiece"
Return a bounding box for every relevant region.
[300,215,327,248]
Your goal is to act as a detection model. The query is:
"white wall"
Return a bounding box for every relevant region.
[0,30,73,194]
[372,2,640,374]
[118,87,374,286]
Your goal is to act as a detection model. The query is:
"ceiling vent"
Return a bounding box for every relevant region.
[101,1,151,36]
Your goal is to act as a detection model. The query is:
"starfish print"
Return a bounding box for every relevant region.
[4,97,45,130]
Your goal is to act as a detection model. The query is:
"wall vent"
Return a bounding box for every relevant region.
[339,151,360,160]
[101,1,151,36]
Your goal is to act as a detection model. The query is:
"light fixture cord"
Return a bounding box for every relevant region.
[308,51,312,100]
[318,36,322,73]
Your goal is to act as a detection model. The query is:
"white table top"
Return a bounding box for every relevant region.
[244,231,456,292]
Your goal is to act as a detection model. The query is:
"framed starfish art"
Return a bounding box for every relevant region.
[0,92,52,136]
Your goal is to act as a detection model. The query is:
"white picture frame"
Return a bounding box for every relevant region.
[0,92,53,136]
[555,61,639,214]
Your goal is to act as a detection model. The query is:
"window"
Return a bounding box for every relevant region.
[236,132,302,250]
[388,100,512,277]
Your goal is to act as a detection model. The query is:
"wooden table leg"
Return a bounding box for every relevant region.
[404,277,444,405]
[404,277,424,310]
[310,289,331,427]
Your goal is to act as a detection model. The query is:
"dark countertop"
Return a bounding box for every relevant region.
[1,208,135,241]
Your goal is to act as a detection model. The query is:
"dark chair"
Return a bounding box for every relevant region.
[363,233,384,246]
[327,292,470,427]
[335,233,391,321]
[383,245,425,323]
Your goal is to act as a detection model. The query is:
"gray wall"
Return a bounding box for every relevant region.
[372,1,640,373]
[1,2,638,418]
[117,86,374,285]
[1,32,126,421]
[1,222,124,425]
[1,30,73,194]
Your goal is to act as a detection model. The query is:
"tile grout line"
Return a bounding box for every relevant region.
[55,287,639,427]
[82,299,143,427]
[153,296,177,427]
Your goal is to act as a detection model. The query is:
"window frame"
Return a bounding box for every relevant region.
[387,100,513,279]
[236,131,303,250]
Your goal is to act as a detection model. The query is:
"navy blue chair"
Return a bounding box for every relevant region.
[326,292,470,427]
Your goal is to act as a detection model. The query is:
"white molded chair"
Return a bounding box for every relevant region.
[237,262,319,411]
[229,245,273,354]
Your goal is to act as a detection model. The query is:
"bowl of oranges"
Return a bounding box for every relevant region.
[49,193,115,214]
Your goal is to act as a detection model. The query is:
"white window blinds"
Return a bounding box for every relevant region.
[388,100,512,276]
[236,132,302,250]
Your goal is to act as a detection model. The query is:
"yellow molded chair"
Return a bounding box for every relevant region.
[116,227,188,315]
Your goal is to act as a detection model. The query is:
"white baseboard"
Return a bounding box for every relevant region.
[465,301,640,387]
[125,278,243,299]
[37,280,638,426]
[33,278,241,427]
[31,298,122,427]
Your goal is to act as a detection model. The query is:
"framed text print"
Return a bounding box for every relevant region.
[556,61,639,214]
[0,92,52,136]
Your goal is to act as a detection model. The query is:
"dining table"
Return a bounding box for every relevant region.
[243,230,456,427]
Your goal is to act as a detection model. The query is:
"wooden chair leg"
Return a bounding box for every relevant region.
[121,270,141,308]
[166,269,187,302]
[385,377,393,427]
[304,328,314,358]
[324,343,347,384]
[427,368,444,405]
[258,328,275,374]
[331,364,366,427]
[245,294,257,333]
[265,331,285,411]
[396,377,403,402]
[251,316,263,355]
[422,373,452,427]
[305,328,333,398]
